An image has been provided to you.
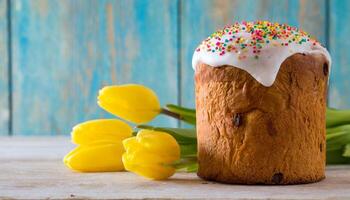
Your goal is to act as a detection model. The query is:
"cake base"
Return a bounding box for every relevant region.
[195,53,329,184]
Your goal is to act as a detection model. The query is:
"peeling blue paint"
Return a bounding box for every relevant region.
[0,0,348,135]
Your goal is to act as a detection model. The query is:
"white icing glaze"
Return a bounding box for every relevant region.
[192,22,331,87]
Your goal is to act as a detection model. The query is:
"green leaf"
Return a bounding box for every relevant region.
[181,115,196,125]
[185,163,198,172]
[180,143,197,157]
[327,124,350,135]
[166,104,196,117]
[326,130,348,140]
[164,104,196,125]
[327,131,350,151]
[343,144,350,157]
[171,156,198,172]
[327,148,350,164]
[137,125,197,145]
[326,107,350,128]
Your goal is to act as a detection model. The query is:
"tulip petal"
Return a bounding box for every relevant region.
[123,149,178,165]
[71,119,132,145]
[122,154,175,180]
[122,137,140,153]
[137,130,180,158]
[121,130,180,180]
[64,142,125,172]
[98,84,161,124]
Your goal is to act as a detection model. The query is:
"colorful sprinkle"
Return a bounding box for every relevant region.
[195,21,320,60]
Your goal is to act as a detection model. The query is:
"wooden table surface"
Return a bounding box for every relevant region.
[0,137,350,200]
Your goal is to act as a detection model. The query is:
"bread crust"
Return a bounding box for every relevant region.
[195,53,329,184]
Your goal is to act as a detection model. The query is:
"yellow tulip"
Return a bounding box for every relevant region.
[98,84,161,124]
[122,129,180,180]
[63,142,125,172]
[63,119,132,172]
[71,119,132,145]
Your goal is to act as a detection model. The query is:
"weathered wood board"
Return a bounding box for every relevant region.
[0,0,9,136]
[0,137,350,200]
[10,0,178,135]
[0,0,349,134]
[328,0,350,109]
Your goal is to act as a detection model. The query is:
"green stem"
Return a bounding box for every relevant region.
[161,108,183,120]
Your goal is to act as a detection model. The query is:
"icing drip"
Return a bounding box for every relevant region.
[192,21,331,87]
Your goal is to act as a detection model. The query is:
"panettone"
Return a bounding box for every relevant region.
[192,21,331,184]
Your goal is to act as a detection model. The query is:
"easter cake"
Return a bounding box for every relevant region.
[193,21,331,184]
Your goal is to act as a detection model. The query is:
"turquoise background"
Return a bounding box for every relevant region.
[0,0,348,135]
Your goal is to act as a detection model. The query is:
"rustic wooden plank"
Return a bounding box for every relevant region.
[0,0,9,136]
[0,137,73,160]
[328,0,350,108]
[0,137,350,200]
[180,0,327,109]
[11,0,178,135]
[2,164,350,200]
[112,0,179,127]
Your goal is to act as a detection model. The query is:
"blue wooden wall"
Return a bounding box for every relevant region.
[0,0,348,135]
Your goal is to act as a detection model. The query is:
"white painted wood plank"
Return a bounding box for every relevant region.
[0,137,350,200]
[0,137,73,160]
